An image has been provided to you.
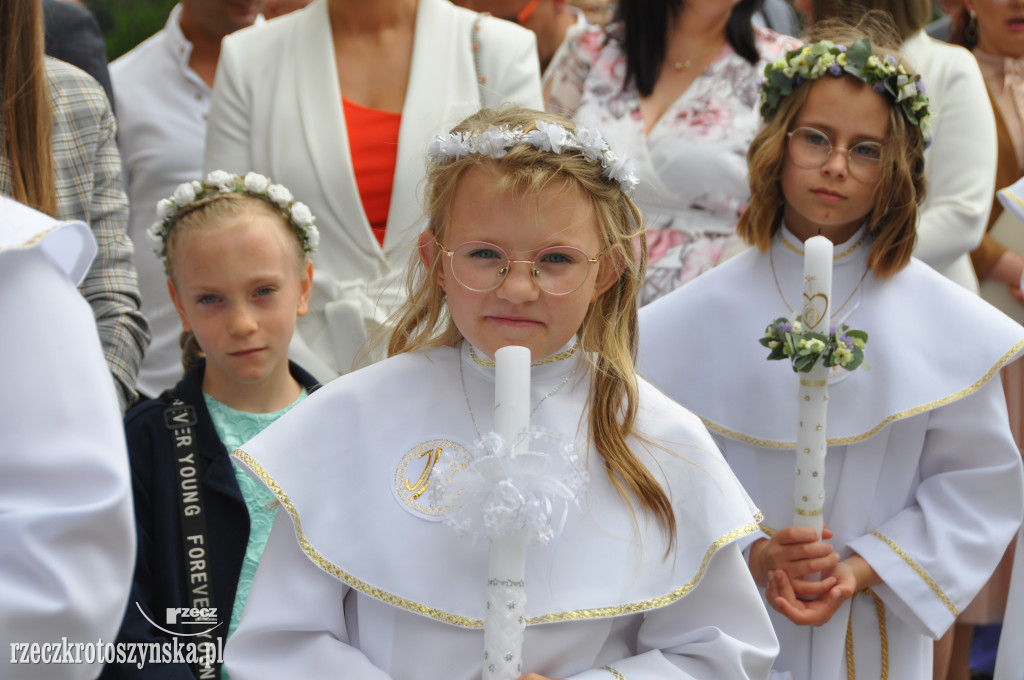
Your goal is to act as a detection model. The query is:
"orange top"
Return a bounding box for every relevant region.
[343,97,402,247]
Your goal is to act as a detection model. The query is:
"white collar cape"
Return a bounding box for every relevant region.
[234,343,761,627]
[638,228,1024,448]
[0,196,95,283]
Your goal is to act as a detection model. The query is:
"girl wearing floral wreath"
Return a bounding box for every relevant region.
[222,106,779,679]
[102,172,320,679]
[638,16,1024,680]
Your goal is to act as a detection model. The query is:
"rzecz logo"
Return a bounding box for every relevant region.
[136,605,222,637]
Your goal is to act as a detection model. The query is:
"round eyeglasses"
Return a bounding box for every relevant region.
[437,240,602,296]
[786,127,883,182]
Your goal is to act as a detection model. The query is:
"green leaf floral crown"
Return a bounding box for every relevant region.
[147,170,319,272]
[760,38,935,146]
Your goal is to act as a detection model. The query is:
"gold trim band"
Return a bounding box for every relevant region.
[702,338,1024,448]
[602,666,626,680]
[234,449,762,628]
[870,531,958,617]
[799,379,828,387]
[782,230,867,260]
[795,507,823,516]
[0,224,61,254]
[469,343,577,368]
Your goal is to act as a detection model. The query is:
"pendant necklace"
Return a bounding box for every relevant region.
[459,343,575,440]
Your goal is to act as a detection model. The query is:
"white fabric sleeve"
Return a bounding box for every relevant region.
[568,543,779,680]
[848,378,1024,639]
[913,50,996,275]
[224,512,392,679]
[0,247,134,679]
[203,36,253,178]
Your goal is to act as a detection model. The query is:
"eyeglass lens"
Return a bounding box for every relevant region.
[788,127,882,182]
[447,241,595,295]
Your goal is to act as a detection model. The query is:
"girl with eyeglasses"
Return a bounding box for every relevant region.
[639,15,1024,680]
[221,106,779,679]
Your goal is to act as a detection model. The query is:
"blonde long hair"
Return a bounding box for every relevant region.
[738,16,926,279]
[388,107,677,551]
[1,0,56,215]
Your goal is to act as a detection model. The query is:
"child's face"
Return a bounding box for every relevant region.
[424,166,618,361]
[168,211,312,403]
[781,76,890,244]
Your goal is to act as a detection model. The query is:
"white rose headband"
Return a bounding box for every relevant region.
[147,170,320,272]
[426,121,640,195]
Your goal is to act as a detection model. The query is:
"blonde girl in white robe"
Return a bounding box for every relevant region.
[638,16,1024,680]
[223,106,780,679]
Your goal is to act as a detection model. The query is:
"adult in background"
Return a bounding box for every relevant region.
[204,0,542,381]
[1,195,135,680]
[1,0,150,411]
[264,0,312,19]
[42,0,113,105]
[813,0,997,294]
[545,0,800,306]
[111,0,264,398]
[941,6,1024,678]
[457,0,583,74]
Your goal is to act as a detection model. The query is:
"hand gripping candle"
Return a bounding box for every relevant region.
[793,235,832,537]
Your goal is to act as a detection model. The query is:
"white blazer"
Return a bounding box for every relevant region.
[204,0,543,380]
[902,30,997,293]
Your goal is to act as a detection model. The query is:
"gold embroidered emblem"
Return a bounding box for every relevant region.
[394,439,467,520]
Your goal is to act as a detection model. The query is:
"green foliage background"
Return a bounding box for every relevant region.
[84,0,178,62]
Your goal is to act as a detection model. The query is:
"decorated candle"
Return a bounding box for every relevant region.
[793,235,832,536]
[484,346,531,680]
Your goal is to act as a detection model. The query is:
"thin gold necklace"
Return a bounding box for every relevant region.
[769,245,868,320]
[459,345,574,440]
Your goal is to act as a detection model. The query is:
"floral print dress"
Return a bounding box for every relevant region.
[546,23,800,305]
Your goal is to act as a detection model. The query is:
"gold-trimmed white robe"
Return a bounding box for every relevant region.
[638,228,1024,680]
[226,344,779,679]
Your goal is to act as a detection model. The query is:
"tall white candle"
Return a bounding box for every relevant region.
[484,346,531,680]
[793,235,832,537]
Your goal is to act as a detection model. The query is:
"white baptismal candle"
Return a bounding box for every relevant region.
[484,346,531,680]
[793,236,832,536]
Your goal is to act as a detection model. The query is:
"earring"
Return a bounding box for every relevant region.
[965,10,979,45]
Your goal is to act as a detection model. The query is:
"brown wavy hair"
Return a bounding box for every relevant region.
[388,106,678,553]
[738,15,926,279]
[1,0,56,215]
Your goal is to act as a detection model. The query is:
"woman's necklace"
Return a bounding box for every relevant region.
[769,243,869,321]
[459,345,574,440]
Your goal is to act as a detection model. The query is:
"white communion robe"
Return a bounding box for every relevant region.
[226,344,780,679]
[0,197,135,679]
[637,227,1024,680]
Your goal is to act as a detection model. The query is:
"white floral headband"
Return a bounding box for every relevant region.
[426,121,640,195]
[147,170,320,270]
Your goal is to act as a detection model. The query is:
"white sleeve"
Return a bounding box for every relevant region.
[0,247,134,679]
[203,35,254,177]
[848,378,1024,638]
[568,543,779,680]
[913,51,997,275]
[224,512,393,679]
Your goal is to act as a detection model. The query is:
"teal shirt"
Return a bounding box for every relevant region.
[203,390,307,647]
